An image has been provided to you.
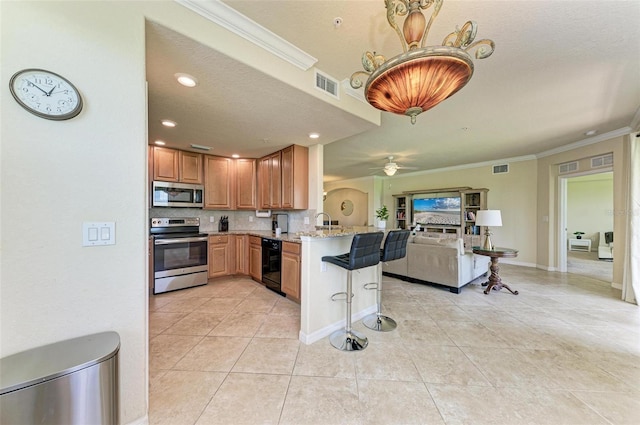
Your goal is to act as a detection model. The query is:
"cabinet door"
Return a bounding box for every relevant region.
[235,235,248,275]
[258,152,281,209]
[281,243,300,300]
[209,235,231,278]
[153,147,179,182]
[249,241,262,281]
[235,159,257,209]
[204,155,234,209]
[179,151,203,184]
[281,145,308,210]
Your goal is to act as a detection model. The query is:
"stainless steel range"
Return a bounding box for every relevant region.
[150,217,208,294]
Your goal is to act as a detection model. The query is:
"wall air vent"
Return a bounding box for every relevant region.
[559,161,579,174]
[492,164,509,174]
[591,153,613,168]
[315,70,339,99]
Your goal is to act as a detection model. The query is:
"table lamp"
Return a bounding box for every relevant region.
[475,210,502,250]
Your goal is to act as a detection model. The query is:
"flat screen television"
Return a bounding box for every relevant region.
[412,195,461,226]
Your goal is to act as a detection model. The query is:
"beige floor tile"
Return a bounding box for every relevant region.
[293,341,357,379]
[394,319,456,344]
[232,337,300,375]
[149,370,226,425]
[157,297,211,313]
[255,314,300,339]
[208,312,266,337]
[163,311,227,336]
[150,312,187,336]
[196,373,290,425]
[233,296,277,314]
[571,390,640,425]
[436,321,512,348]
[149,334,203,371]
[426,305,477,322]
[270,298,301,316]
[173,336,251,372]
[195,297,244,314]
[409,344,492,386]
[355,341,421,382]
[279,376,360,425]
[358,380,445,425]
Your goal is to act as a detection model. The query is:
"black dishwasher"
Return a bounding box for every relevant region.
[262,238,284,295]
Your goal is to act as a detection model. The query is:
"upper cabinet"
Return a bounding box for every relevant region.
[235,158,257,210]
[259,152,282,209]
[152,147,203,184]
[281,145,308,210]
[204,155,233,210]
[259,145,308,210]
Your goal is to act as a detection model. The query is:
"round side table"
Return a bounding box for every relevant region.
[472,247,519,295]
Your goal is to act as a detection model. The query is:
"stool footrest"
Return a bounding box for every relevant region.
[363,282,378,290]
[330,292,350,301]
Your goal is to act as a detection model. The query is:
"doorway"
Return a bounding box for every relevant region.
[558,170,613,282]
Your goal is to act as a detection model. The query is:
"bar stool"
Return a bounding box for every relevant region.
[322,232,384,351]
[363,229,410,332]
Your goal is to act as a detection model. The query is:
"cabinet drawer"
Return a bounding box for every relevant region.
[282,241,301,255]
[249,236,261,245]
[209,235,229,244]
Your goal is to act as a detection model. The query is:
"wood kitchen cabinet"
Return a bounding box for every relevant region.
[209,234,233,278]
[234,234,249,275]
[249,236,262,282]
[235,158,257,209]
[204,155,234,210]
[258,152,281,209]
[281,241,301,301]
[281,145,308,210]
[152,147,203,184]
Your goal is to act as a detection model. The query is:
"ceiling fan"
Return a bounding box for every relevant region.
[370,156,418,176]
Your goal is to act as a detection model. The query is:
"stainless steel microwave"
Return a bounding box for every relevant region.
[152,181,204,208]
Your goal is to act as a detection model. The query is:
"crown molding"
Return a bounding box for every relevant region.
[175,0,317,70]
[536,127,632,158]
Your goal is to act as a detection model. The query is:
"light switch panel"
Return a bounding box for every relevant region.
[83,222,115,246]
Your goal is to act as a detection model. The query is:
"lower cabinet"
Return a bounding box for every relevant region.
[281,241,301,300]
[209,235,232,278]
[249,236,262,282]
[234,234,248,275]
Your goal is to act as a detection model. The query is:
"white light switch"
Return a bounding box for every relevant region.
[83,222,115,246]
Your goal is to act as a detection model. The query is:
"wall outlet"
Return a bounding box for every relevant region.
[304,217,310,225]
[210,216,215,223]
[249,216,253,222]
[321,262,327,272]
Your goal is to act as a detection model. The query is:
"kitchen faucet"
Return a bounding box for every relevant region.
[315,212,332,233]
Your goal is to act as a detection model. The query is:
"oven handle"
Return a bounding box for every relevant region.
[154,236,208,245]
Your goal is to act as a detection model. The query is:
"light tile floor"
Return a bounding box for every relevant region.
[149,265,640,425]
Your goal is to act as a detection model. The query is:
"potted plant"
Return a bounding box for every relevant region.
[375,205,389,228]
[573,231,585,239]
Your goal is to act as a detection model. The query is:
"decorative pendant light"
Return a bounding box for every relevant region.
[350,0,495,124]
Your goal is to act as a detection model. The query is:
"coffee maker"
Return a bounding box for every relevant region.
[271,213,288,234]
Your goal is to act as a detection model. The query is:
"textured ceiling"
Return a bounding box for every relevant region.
[146,1,640,182]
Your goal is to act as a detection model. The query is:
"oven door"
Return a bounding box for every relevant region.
[153,236,208,294]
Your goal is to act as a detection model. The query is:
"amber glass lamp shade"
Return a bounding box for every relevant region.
[365,47,474,124]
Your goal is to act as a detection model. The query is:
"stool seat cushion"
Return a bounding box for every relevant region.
[322,232,384,271]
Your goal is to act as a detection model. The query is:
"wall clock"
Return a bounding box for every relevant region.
[9,68,83,120]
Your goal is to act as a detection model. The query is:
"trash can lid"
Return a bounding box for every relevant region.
[0,331,120,395]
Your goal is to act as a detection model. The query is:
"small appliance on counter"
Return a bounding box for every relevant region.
[272,213,288,234]
[218,216,229,232]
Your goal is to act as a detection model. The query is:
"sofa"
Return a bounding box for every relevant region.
[382,235,489,293]
[598,231,613,260]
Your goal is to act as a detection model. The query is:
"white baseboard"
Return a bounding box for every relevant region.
[299,305,377,345]
[126,414,148,425]
[612,282,622,290]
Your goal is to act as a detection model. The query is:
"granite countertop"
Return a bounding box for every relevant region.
[204,226,383,243]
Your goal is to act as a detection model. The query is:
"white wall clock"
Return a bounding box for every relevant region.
[9,68,83,120]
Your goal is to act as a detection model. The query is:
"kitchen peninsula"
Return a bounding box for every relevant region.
[296,227,380,344]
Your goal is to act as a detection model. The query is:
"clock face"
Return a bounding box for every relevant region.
[9,69,83,120]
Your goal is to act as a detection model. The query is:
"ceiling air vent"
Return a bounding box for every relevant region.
[315,70,339,99]
[559,161,579,174]
[492,164,509,174]
[591,153,613,168]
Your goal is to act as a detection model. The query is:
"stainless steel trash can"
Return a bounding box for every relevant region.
[0,331,120,425]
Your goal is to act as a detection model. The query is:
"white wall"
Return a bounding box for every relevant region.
[1,2,147,423]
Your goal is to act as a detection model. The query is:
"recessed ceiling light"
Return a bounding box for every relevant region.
[154,140,166,146]
[231,154,240,158]
[585,129,597,136]
[309,133,320,139]
[161,119,177,128]
[174,73,198,87]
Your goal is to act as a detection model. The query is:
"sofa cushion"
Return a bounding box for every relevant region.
[413,236,464,255]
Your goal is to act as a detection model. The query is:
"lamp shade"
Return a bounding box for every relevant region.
[475,210,502,227]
